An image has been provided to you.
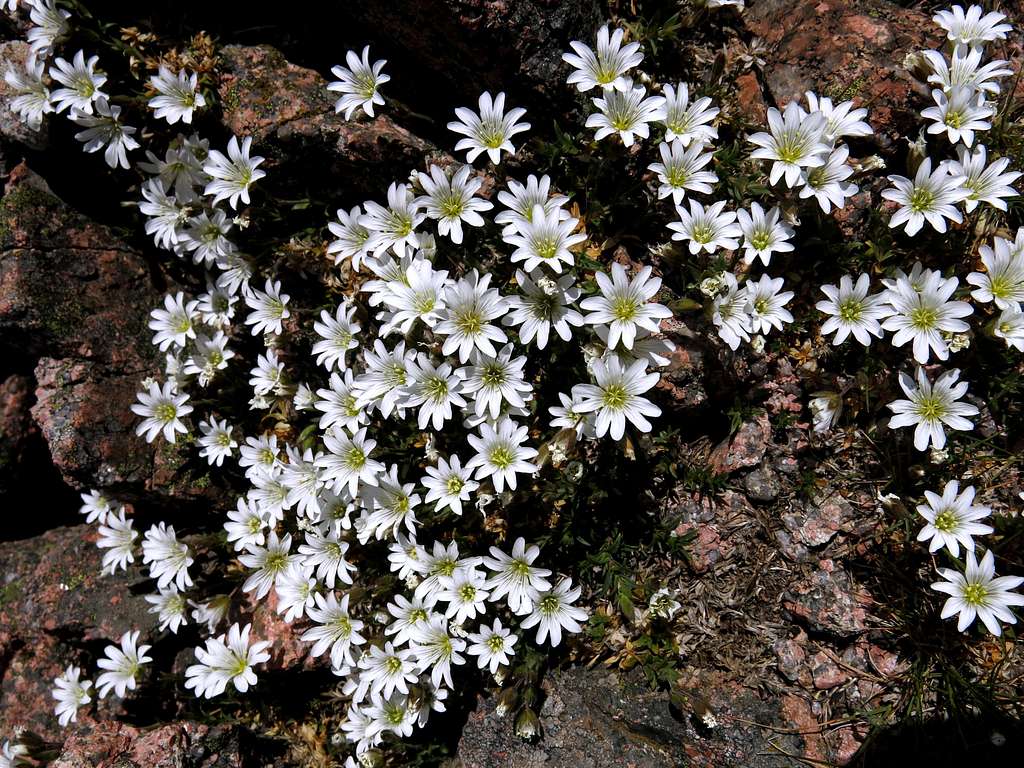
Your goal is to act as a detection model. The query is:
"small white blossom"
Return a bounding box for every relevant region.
[648,139,718,204]
[736,202,794,266]
[883,158,968,236]
[132,380,192,443]
[145,585,189,634]
[244,278,291,336]
[52,666,92,727]
[921,85,994,147]
[50,50,106,114]
[881,271,973,364]
[668,199,742,254]
[520,577,587,647]
[361,182,425,257]
[661,82,719,146]
[748,102,829,188]
[184,623,271,698]
[312,303,361,371]
[483,537,552,614]
[142,522,193,591]
[505,203,586,274]
[5,55,53,130]
[711,272,753,350]
[327,206,372,270]
[148,65,206,124]
[435,270,509,363]
[467,619,517,675]
[415,164,492,244]
[466,417,539,492]
[916,480,993,557]
[744,274,794,335]
[798,144,859,213]
[203,136,266,209]
[448,91,530,164]
[562,24,643,92]
[817,273,891,346]
[887,366,978,451]
[96,630,153,699]
[931,550,1024,636]
[943,144,1020,213]
[585,79,666,146]
[580,263,672,350]
[328,45,390,119]
[504,269,584,349]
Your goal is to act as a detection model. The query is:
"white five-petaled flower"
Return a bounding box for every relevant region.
[5,55,53,130]
[79,489,117,525]
[467,618,518,675]
[27,0,71,57]
[312,303,361,370]
[327,205,371,270]
[328,45,390,119]
[361,182,425,256]
[145,585,189,633]
[504,269,584,349]
[148,65,206,124]
[881,271,973,363]
[184,623,271,698]
[435,270,509,362]
[415,164,492,244]
[495,174,569,236]
[748,101,829,188]
[96,630,153,699]
[648,139,718,205]
[661,82,719,146]
[49,50,107,114]
[465,417,539,492]
[402,353,467,430]
[967,232,1024,309]
[448,91,530,165]
[934,4,1012,47]
[803,91,872,142]
[142,522,193,591]
[921,85,994,147]
[711,271,753,351]
[53,665,92,726]
[132,380,192,443]
[458,343,532,420]
[923,46,1012,98]
[149,291,199,351]
[317,426,384,497]
[931,550,1024,636]
[816,273,891,346]
[798,144,859,213]
[302,592,366,668]
[994,307,1024,351]
[71,100,140,171]
[585,79,666,147]
[244,278,291,336]
[562,24,643,92]
[668,199,742,254]
[736,202,794,266]
[422,454,479,516]
[744,274,794,335]
[483,537,552,614]
[224,496,267,552]
[520,577,587,647]
[506,203,587,274]
[942,144,1020,213]
[575,356,661,440]
[549,388,598,440]
[882,158,968,236]
[887,366,978,451]
[916,480,993,557]
[437,566,491,624]
[203,136,266,209]
[580,262,672,350]
[239,531,298,600]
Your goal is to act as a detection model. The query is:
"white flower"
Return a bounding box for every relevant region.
[921,86,994,147]
[562,24,643,92]
[494,174,569,236]
[249,350,287,397]
[661,82,719,146]
[887,367,978,451]
[359,642,418,699]
[142,522,193,591]
[804,91,872,142]
[648,587,682,619]
[520,577,587,647]
[934,5,1012,47]
[809,390,843,433]
[145,585,189,633]
[410,614,468,689]
[744,274,793,334]
[458,343,532,420]
[379,258,449,336]
[580,263,672,350]
[415,540,481,600]
[328,45,390,119]
[943,144,1020,213]
[437,566,490,624]
[71,96,139,169]
[711,272,753,350]
[315,370,366,434]
[994,307,1024,351]
[736,202,794,266]
[182,210,234,266]
[132,380,192,444]
[483,537,552,614]
[50,50,107,114]
[27,0,71,57]
[139,179,189,251]
[298,527,356,588]
[435,270,509,362]
[881,271,973,363]
[883,158,968,236]
[203,136,266,208]
[190,594,231,634]
[224,496,267,552]
[312,303,361,370]
[388,535,426,581]
[360,465,422,541]
[916,480,993,557]
[923,45,1013,96]
[505,203,586,274]
[361,182,425,256]
[327,206,372,270]
[5,55,53,130]
[585,80,666,146]
[184,332,235,387]
[504,268,584,349]
[274,561,317,623]
[798,144,859,213]
[139,141,209,200]
[422,454,479,516]
[354,339,415,417]
[184,623,271,698]
[1,738,28,768]
[148,65,206,124]
[415,164,492,244]
[816,273,890,346]
[748,102,829,187]
[96,630,153,699]
[467,618,518,674]
[648,139,717,205]
[239,531,297,599]
[448,91,530,164]
[548,388,598,440]
[52,666,91,727]
[667,199,742,254]
[149,292,198,351]
[79,489,117,525]
[466,417,539,492]
[402,353,467,430]
[931,550,1024,636]
[244,278,291,336]
[303,592,366,669]
[574,356,661,440]
[317,427,381,499]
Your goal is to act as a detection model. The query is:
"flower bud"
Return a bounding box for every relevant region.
[515,707,541,740]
